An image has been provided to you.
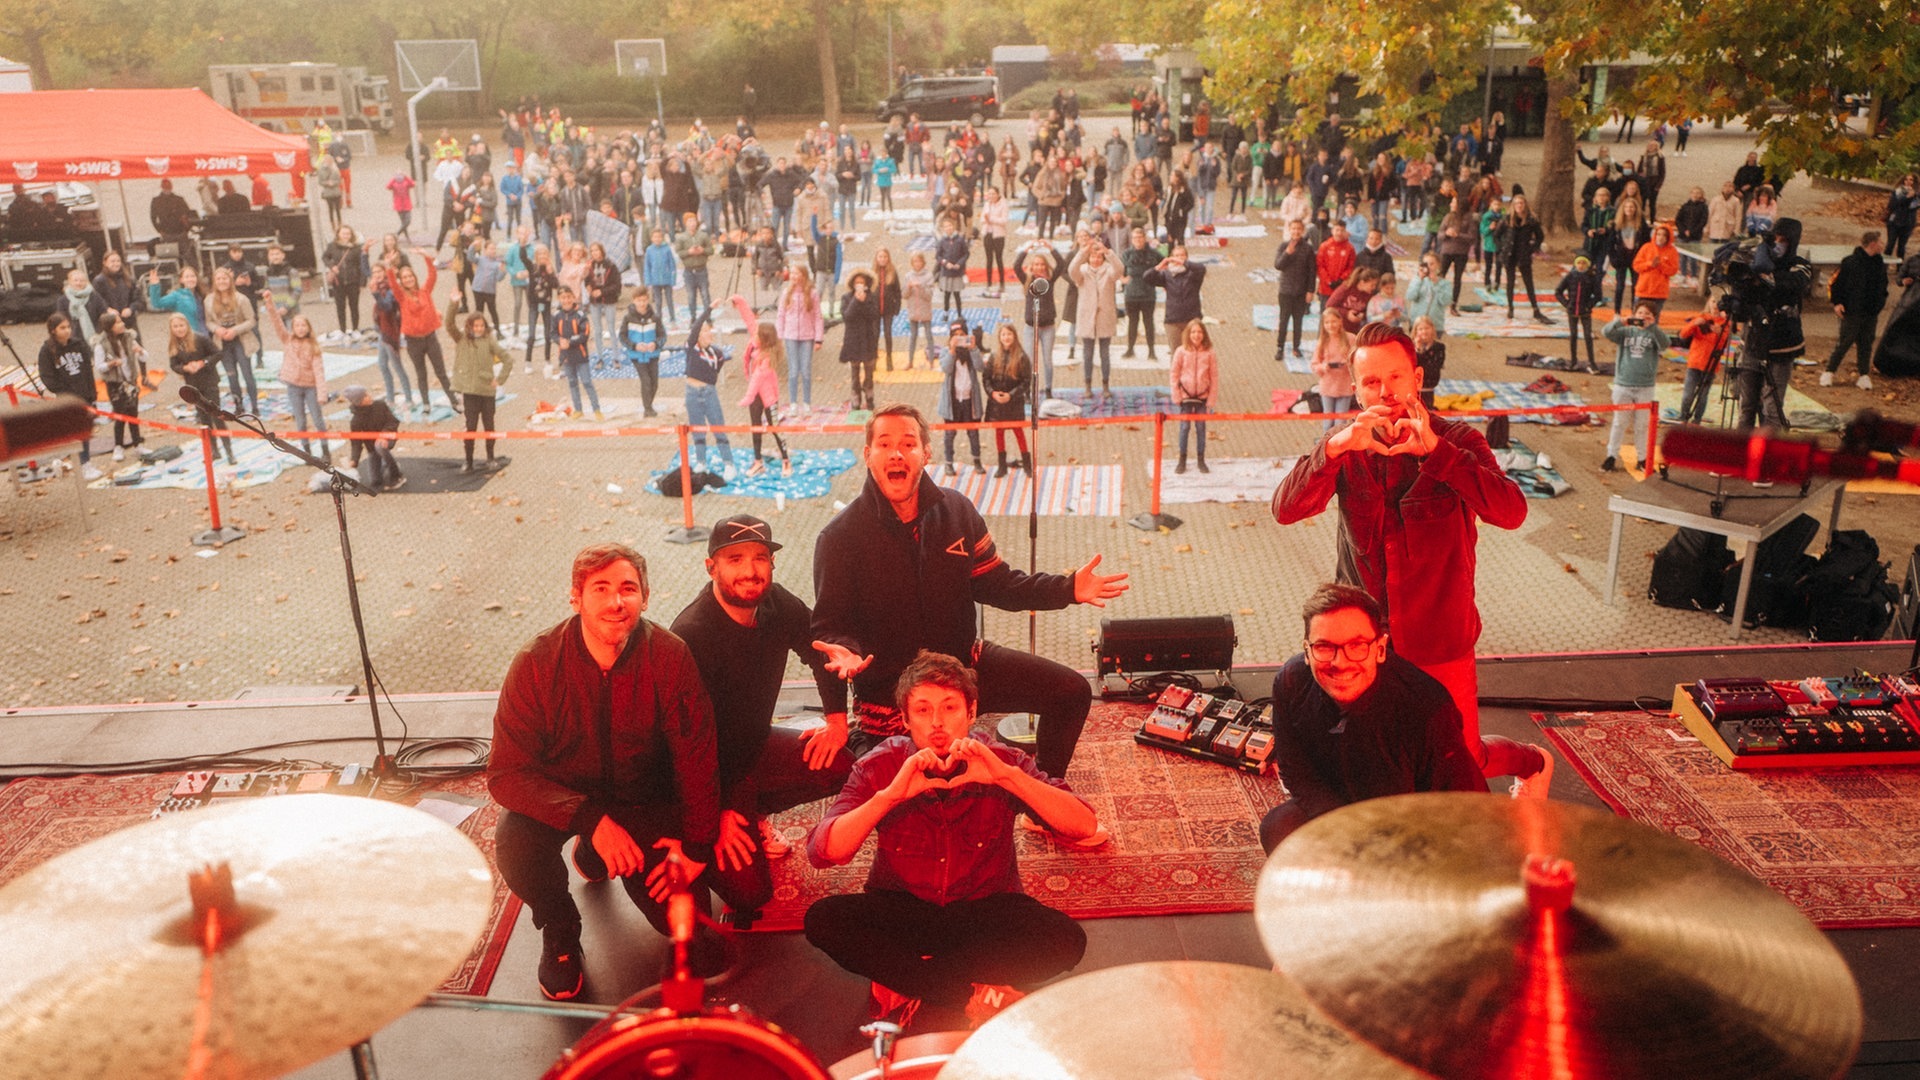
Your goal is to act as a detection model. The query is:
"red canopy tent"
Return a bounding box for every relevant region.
[0,88,310,184]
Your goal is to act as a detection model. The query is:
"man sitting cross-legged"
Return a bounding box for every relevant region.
[805,649,1094,1029]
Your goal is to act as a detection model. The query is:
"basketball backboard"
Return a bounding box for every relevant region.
[395,40,482,93]
[614,40,668,80]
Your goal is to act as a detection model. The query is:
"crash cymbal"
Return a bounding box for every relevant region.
[937,960,1420,1080]
[1257,792,1861,1080]
[0,794,494,1080]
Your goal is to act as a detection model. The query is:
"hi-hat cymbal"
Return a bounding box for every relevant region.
[1256,792,1862,1080]
[937,960,1421,1080]
[0,794,494,1080]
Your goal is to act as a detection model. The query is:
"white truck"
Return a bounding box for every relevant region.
[208,62,394,135]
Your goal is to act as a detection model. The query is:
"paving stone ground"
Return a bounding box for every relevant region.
[4,117,1918,710]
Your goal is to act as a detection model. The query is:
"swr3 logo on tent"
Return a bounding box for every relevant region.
[146,157,171,175]
[10,162,37,180]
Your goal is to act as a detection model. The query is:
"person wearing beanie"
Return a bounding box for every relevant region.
[1554,254,1604,371]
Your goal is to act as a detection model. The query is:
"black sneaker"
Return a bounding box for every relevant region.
[1601,456,1617,473]
[538,921,585,1001]
[570,836,608,882]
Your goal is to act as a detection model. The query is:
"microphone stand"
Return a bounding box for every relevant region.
[202,393,396,778]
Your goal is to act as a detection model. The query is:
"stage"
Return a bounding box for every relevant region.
[4,642,1918,1078]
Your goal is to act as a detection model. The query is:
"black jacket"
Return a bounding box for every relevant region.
[1674,199,1709,243]
[169,334,223,402]
[1555,268,1602,315]
[812,471,1075,713]
[488,616,719,851]
[1012,246,1064,326]
[670,583,836,814]
[1353,244,1394,278]
[1274,240,1317,300]
[1829,247,1889,318]
[1143,261,1207,324]
[37,336,94,400]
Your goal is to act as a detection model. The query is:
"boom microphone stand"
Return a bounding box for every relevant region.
[180,386,395,777]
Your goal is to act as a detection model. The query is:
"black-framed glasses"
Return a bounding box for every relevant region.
[1306,637,1378,663]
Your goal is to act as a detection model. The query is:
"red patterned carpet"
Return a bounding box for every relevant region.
[1538,710,1920,928]
[0,771,519,996]
[753,699,1286,932]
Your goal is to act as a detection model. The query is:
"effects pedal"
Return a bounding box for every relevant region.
[1695,679,1783,721]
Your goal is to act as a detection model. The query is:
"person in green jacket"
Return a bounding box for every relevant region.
[1600,301,1670,472]
[448,302,514,473]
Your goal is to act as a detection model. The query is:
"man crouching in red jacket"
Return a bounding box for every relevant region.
[489,542,758,1001]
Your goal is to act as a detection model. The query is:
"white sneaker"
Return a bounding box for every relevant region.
[112,446,125,462]
[81,464,103,481]
[758,820,791,859]
[1818,370,1833,387]
[1510,747,1555,800]
[1857,375,1873,390]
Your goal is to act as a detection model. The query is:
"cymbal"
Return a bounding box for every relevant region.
[1256,792,1862,1080]
[0,794,495,1080]
[937,960,1421,1080]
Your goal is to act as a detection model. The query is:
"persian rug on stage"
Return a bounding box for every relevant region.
[1537,710,1920,928]
[0,771,520,995]
[753,700,1284,931]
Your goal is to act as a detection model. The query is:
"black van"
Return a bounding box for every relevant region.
[875,76,1001,125]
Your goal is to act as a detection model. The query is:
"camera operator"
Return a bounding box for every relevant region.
[1727,219,1814,444]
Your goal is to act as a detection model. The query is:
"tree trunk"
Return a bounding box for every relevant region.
[814,0,841,125]
[1536,70,1581,237]
[19,28,53,90]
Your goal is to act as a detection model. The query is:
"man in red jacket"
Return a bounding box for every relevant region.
[1272,323,1554,798]
[1315,221,1356,314]
[489,543,756,1001]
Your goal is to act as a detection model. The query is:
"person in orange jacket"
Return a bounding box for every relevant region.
[1675,307,1732,424]
[1631,224,1681,319]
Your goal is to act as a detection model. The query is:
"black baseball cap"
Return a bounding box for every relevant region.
[708,514,781,556]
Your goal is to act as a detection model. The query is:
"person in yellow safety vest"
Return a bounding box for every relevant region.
[433,131,461,161]
[313,120,335,154]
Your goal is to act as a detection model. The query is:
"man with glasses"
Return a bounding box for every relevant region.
[1259,584,1486,853]
[1273,322,1553,801]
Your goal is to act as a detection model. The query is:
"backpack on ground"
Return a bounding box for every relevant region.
[1716,513,1820,628]
[1804,530,1901,642]
[1649,527,1731,611]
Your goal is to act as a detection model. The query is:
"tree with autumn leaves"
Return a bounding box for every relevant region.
[1049,0,1920,235]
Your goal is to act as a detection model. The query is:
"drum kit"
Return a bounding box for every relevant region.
[0,791,1865,1079]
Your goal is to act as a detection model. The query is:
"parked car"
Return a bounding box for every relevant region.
[875,76,1001,125]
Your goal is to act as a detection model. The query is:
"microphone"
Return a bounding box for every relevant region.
[1663,416,1920,486]
[179,385,241,423]
[0,397,93,464]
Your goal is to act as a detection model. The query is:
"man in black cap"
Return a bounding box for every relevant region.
[670,515,852,914]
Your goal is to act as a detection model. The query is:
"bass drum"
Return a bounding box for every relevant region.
[829,1031,971,1080]
[544,1005,830,1080]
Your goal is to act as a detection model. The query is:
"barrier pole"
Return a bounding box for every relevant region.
[663,424,709,545]
[1127,408,1183,532]
[191,427,244,547]
[1644,399,1659,475]
[4,384,16,406]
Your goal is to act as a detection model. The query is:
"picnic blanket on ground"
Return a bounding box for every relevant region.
[1395,220,1428,237]
[929,463,1124,517]
[91,434,296,491]
[1494,437,1572,498]
[1211,224,1269,239]
[1651,380,1837,429]
[647,447,857,501]
[1047,337,1171,372]
[1432,377,1588,423]
[1447,307,1568,340]
[588,345,718,381]
[1156,455,1300,504]
[1505,350,1615,377]
[891,306,1002,337]
[1048,385,1175,417]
